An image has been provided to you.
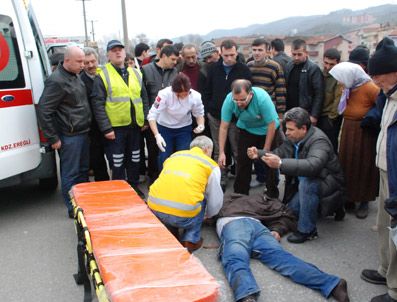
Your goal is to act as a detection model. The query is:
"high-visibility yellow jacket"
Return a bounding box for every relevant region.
[148,147,218,218]
[98,63,144,127]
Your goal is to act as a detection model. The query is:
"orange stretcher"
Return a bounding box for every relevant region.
[70,180,219,302]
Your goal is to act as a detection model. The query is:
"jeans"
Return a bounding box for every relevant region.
[104,126,140,185]
[157,124,192,171]
[151,201,206,243]
[288,177,320,234]
[58,133,90,211]
[220,218,340,301]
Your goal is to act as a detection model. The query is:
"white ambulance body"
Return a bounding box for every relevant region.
[0,0,57,189]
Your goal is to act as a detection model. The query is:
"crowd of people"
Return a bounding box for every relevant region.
[37,35,397,302]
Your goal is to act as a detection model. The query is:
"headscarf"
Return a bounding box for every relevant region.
[329,62,371,114]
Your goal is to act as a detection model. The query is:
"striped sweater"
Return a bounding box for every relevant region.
[247,58,287,115]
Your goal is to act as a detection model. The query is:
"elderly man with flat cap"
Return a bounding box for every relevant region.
[360,37,397,302]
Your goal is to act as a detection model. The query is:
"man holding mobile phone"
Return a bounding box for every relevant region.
[247,107,345,243]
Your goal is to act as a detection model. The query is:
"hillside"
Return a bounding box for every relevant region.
[200,4,397,40]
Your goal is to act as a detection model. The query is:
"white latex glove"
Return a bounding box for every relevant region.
[155,133,166,152]
[193,124,205,134]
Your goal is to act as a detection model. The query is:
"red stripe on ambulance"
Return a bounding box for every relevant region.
[0,89,34,108]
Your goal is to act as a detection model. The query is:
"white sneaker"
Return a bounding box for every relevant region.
[250,178,265,188]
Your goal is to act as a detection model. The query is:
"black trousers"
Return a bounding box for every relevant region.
[317,115,342,153]
[140,128,159,183]
[89,127,109,181]
[233,128,279,196]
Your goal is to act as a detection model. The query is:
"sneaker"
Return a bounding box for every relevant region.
[331,279,350,302]
[361,269,387,285]
[287,229,318,244]
[356,201,369,219]
[250,178,265,188]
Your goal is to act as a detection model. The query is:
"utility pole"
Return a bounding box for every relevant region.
[90,20,96,42]
[121,0,129,50]
[77,0,90,46]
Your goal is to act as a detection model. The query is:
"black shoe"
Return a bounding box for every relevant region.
[345,202,356,213]
[229,163,236,176]
[130,184,145,199]
[361,269,387,285]
[335,207,346,221]
[238,294,258,302]
[264,186,279,199]
[331,279,350,302]
[287,229,318,244]
[371,293,397,302]
[356,201,369,219]
[68,209,74,219]
[181,238,203,253]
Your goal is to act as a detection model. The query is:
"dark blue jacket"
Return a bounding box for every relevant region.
[387,110,397,197]
[375,88,397,198]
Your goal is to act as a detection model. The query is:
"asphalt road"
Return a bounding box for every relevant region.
[0,177,384,302]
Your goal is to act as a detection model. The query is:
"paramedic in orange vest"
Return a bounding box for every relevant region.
[147,135,223,252]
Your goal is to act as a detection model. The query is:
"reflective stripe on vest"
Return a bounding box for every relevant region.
[147,147,216,218]
[100,64,144,126]
[148,195,202,212]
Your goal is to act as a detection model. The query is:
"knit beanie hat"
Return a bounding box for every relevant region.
[200,41,217,59]
[368,37,397,76]
[349,45,369,66]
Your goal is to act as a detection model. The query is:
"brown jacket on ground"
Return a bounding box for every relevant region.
[218,193,297,236]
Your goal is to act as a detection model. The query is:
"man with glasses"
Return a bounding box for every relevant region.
[219,79,278,195]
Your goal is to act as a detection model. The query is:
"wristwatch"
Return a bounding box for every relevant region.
[278,158,282,169]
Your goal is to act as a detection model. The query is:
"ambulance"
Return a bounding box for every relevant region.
[0,0,57,189]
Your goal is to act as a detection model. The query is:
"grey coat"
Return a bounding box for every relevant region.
[142,62,178,106]
[259,127,345,216]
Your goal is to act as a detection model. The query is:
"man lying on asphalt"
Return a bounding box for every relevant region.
[216,193,350,302]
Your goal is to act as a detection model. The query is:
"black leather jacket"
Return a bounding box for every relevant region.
[38,65,91,144]
[285,59,324,118]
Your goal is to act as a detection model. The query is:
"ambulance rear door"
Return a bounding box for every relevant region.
[0,0,41,180]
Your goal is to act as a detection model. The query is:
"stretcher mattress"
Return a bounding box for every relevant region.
[70,180,219,302]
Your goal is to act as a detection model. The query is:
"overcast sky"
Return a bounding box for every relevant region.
[32,0,396,42]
